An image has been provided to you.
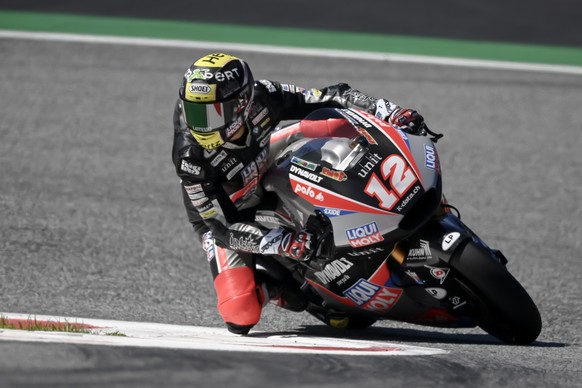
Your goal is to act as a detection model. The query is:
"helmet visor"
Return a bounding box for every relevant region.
[183,99,239,133]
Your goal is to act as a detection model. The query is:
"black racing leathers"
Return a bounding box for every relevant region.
[172,80,400,256]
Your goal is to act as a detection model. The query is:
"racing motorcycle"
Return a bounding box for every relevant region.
[253,107,541,345]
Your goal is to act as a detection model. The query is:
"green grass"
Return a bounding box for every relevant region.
[0,315,92,333]
[0,315,126,336]
[106,331,127,337]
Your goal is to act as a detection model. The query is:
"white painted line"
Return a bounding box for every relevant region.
[1,29,581,75]
[0,312,447,356]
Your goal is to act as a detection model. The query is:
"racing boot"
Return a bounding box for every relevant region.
[214,266,263,335]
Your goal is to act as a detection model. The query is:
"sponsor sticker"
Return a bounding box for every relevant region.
[343,279,402,312]
[407,240,432,261]
[293,182,325,202]
[424,144,437,170]
[345,222,384,248]
[357,152,382,178]
[226,163,244,180]
[184,183,203,193]
[347,247,386,257]
[259,80,276,93]
[355,127,377,145]
[252,107,269,126]
[181,160,202,175]
[343,109,374,129]
[395,184,421,213]
[314,258,354,284]
[405,270,424,285]
[442,232,461,251]
[191,197,208,208]
[317,207,354,217]
[210,150,228,167]
[259,229,283,254]
[241,162,258,186]
[255,214,281,225]
[425,266,450,285]
[202,231,216,262]
[291,156,317,171]
[225,117,244,139]
[200,208,217,219]
[321,167,347,182]
[255,148,269,173]
[426,287,447,300]
[229,234,260,253]
[189,84,211,94]
[290,165,323,183]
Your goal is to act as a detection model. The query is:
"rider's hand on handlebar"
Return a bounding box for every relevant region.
[280,230,313,261]
[388,108,425,135]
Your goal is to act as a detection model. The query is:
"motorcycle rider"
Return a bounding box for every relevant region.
[172,52,425,334]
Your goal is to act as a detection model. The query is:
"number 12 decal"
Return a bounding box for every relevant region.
[364,154,417,210]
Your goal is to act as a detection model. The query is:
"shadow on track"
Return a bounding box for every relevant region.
[247,325,567,348]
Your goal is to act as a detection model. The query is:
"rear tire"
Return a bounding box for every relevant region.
[450,241,542,344]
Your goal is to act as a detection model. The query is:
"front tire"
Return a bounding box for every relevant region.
[450,241,542,344]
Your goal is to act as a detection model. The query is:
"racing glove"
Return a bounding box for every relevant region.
[280,230,314,261]
[388,108,425,135]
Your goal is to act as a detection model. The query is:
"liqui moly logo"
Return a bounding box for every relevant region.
[343,279,402,312]
[345,221,384,248]
[424,144,437,170]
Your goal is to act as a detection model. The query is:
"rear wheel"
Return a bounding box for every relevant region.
[450,241,542,344]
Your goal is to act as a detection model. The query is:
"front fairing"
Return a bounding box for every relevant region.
[262,108,443,248]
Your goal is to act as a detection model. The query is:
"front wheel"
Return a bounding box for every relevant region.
[450,241,542,344]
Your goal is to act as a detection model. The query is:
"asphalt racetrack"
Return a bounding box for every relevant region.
[1,37,581,386]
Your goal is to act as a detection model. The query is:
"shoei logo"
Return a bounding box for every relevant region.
[189,84,211,94]
[345,222,384,248]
